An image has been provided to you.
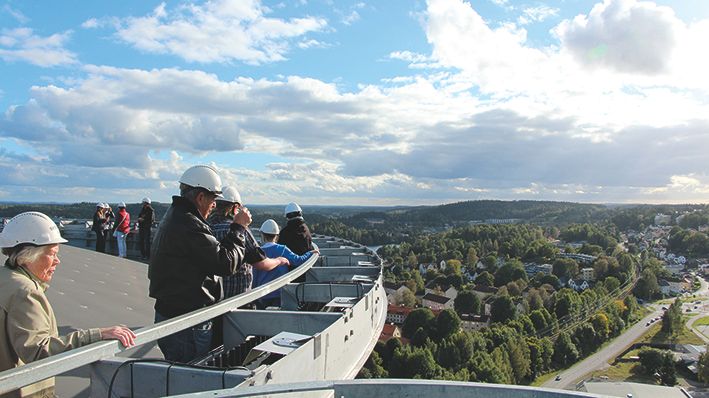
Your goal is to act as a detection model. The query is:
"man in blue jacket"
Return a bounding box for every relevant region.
[253,219,319,308]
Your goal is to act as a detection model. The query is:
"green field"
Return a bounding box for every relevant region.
[693,316,709,327]
[638,321,705,345]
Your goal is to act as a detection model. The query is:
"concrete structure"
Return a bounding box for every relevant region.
[580,267,595,282]
[584,381,686,398]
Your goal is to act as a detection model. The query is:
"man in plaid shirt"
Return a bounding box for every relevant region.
[208,186,289,298]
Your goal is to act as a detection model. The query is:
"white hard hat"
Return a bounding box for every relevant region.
[96,203,103,208]
[218,186,242,205]
[260,219,280,235]
[118,202,126,208]
[0,211,68,249]
[284,202,302,217]
[179,165,223,195]
[102,202,109,208]
[142,197,151,204]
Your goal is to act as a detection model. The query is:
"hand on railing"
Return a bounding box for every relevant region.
[99,325,137,347]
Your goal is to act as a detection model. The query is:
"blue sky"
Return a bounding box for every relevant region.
[1,0,709,206]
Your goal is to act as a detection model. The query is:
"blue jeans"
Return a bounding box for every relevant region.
[154,312,212,363]
[115,231,127,257]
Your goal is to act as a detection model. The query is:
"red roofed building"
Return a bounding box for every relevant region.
[379,323,402,342]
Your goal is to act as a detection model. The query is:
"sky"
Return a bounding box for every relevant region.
[1,0,709,206]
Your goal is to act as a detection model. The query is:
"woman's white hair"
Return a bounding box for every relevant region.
[4,245,49,269]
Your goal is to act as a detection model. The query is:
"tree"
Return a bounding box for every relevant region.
[389,346,441,379]
[634,268,660,300]
[659,351,677,386]
[402,308,435,338]
[490,295,517,323]
[698,346,709,383]
[494,260,527,287]
[454,290,481,316]
[591,313,610,342]
[552,258,579,280]
[475,271,495,287]
[359,350,388,378]
[406,251,418,267]
[661,298,683,337]
[526,289,544,311]
[466,247,479,269]
[638,347,664,375]
[552,332,579,367]
[435,309,462,339]
[603,276,621,294]
[445,259,463,275]
[400,289,417,307]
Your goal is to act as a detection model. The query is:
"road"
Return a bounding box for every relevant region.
[542,308,662,389]
[543,274,709,389]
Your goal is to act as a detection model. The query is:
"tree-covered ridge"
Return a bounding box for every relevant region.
[393,200,609,225]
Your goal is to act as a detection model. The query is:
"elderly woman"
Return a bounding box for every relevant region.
[0,212,136,398]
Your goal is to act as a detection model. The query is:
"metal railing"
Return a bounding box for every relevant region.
[167,379,609,398]
[0,252,319,395]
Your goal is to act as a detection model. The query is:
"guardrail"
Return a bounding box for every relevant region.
[0,252,320,395]
[167,379,607,398]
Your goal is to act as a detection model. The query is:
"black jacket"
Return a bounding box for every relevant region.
[278,217,313,255]
[138,205,154,230]
[92,211,106,232]
[148,196,247,318]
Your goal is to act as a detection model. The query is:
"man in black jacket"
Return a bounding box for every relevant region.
[148,165,251,363]
[137,197,154,260]
[279,202,314,255]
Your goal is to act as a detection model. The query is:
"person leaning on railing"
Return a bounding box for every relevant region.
[0,212,136,398]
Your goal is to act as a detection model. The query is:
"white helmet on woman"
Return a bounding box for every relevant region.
[218,186,242,205]
[260,219,280,235]
[284,202,302,217]
[118,202,126,208]
[0,212,68,249]
[179,165,223,195]
[142,197,151,204]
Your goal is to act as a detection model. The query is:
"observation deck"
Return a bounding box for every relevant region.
[0,229,607,397]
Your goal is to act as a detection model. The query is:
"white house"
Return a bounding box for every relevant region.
[422,292,454,311]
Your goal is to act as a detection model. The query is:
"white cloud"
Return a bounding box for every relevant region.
[0,28,77,67]
[342,11,360,26]
[518,6,559,25]
[554,0,680,74]
[113,0,327,64]
[81,18,99,29]
[3,5,29,24]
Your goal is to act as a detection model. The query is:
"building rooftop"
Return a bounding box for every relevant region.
[583,381,687,398]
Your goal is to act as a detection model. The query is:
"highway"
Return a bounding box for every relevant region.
[543,275,709,390]
[541,307,662,389]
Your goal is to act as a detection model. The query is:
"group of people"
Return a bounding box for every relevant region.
[148,165,318,362]
[0,164,318,397]
[91,198,155,260]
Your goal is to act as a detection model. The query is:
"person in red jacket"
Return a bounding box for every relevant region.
[113,202,130,258]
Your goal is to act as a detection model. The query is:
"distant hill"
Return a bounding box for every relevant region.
[388,200,608,225]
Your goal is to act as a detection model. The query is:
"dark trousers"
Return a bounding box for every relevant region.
[139,227,151,258]
[94,230,106,253]
[154,312,212,363]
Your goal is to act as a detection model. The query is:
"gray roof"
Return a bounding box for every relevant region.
[584,381,687,398]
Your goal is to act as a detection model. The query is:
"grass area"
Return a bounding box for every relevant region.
[530,370,559,387]
[637,321,705,345]
[587,362,656,384]
[693,316,709,327]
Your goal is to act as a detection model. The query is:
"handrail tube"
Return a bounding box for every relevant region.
[0,253,319,395]
[167,379,608,398]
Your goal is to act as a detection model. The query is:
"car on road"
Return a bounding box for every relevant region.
[662,306,667,310]
[555,375,561,381]
[646,322,651,326]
